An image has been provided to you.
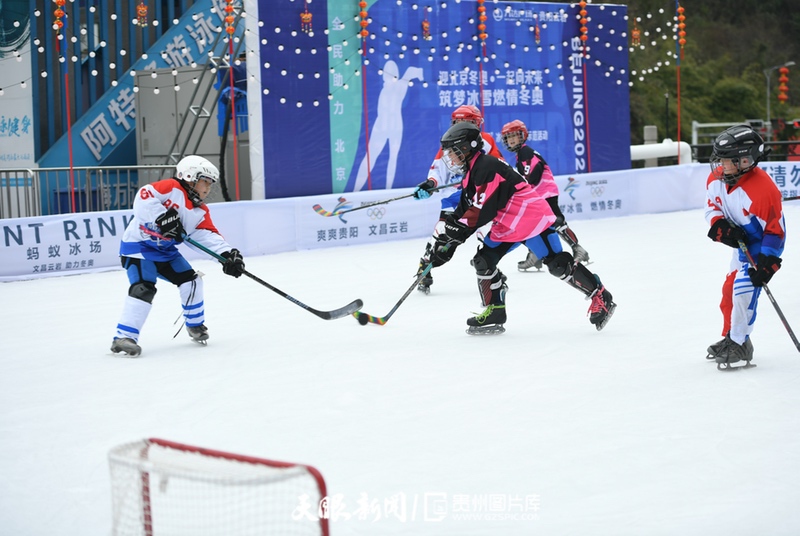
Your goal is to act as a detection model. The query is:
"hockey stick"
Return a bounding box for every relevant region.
[352,244,451,326]
[312,183,454,218]
[782,195,800,202]
[184,235,363,320]
[352,262,434,326]
[737,239,800,352]
[139,226,363,320]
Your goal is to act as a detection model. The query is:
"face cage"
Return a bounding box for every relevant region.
[184,176,215,206]
[442,146,469,174]
[502,131,525,152]
[709,155,753,184]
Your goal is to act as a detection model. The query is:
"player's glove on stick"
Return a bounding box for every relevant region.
[707,219,745,249]
[155,208,184,242]
[221,248,245,278]
[413,179,436,200]
[748,254,781,287]
[442,216,470,244]
[431,237,457,267]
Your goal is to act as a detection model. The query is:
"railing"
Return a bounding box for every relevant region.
[0,165,176,219]
[691,140,800,164]
[0,169,39,219]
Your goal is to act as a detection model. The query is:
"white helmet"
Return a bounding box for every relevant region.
[176,155,219,184]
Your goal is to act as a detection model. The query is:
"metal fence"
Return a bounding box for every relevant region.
[0,165,176,219]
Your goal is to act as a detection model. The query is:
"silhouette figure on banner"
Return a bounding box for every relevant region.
[353,60,424,191]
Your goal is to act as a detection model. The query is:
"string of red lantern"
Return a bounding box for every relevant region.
[778,66,790,103]
[579,0,592,172]
[225,0,240,199]
[53,0,77,212]
[675,2,684,160]
[359,1,373,189]
[477,0,487,124]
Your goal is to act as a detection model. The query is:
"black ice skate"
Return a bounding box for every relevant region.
[706,336,730,360]
[587,286,616,331]
[466,304,506,335]
[416,259,433,294]
[187,324,209,345]
[715,336,756,371]
[517,251,543,272]
[111,337,142,357]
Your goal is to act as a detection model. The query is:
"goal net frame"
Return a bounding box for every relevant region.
[108,437,330,536]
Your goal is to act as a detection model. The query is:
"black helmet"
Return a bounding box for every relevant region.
[710,124,768,184]
[440,122,482,174]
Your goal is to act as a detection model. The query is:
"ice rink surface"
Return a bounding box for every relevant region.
[2,204,800,535]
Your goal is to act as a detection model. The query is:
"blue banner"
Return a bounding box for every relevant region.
[259,0,630,198]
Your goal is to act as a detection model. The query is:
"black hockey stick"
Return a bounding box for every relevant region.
[352,262,434,325]
[312,183,454,218]
[353,244,451,326]
[171,231,363,320]
[737,239,800,352]
[783,195,800,202]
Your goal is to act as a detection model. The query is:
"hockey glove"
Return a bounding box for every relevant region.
[221,248,245,278]
[155,208,184,242]
[442,216,471,244]
[413,179,436,200]
[707,219,745,249]
[748,254,781,287]
[431,237,457,267]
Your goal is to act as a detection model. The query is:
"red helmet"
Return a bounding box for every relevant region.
[451,104,483,127]
[501,120,528,152]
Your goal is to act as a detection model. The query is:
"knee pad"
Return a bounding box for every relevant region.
[471,250,495,275]
[128,281,157,303]
[545,251,574,279]
[172,269,198,286]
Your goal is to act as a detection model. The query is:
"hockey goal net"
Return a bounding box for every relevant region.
[108,438,329,536]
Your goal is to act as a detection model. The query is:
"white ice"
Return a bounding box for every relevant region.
[2,204,800,535]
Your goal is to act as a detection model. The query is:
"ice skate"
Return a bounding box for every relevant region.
[111,337,142,357]
[518,251,543,272]
[466,304,506,335]
[706,336,729,360]
[715,336,756,371]
[587,286,616,331]
[572,244,590,264]
[187,324,209,345]
[416,259,433,294]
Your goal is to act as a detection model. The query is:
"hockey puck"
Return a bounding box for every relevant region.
[357,314,369,325]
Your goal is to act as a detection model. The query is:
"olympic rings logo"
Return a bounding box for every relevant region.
[367,207,386,219]
[590,186,605,197]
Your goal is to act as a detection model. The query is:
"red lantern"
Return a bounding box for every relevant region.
[778,66,790,104]
[579,1,588,49]
[53,0,66,32]
[677,5,686,50]
[224,0,236,36]
[477,0,487,42]
[359,1,369,42]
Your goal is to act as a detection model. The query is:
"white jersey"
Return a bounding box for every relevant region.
[120,178,233,262]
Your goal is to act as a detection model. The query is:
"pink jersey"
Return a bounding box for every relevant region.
[454,152,556,243]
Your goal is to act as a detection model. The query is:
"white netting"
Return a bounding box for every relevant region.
[108,439,326,536]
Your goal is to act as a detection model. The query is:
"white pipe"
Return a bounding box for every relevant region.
[630,138,693,164]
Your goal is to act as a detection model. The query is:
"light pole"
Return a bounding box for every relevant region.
[664,92,669,139]
[765,60,796,141]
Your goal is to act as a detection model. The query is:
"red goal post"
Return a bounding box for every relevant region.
[108,438,330,536]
